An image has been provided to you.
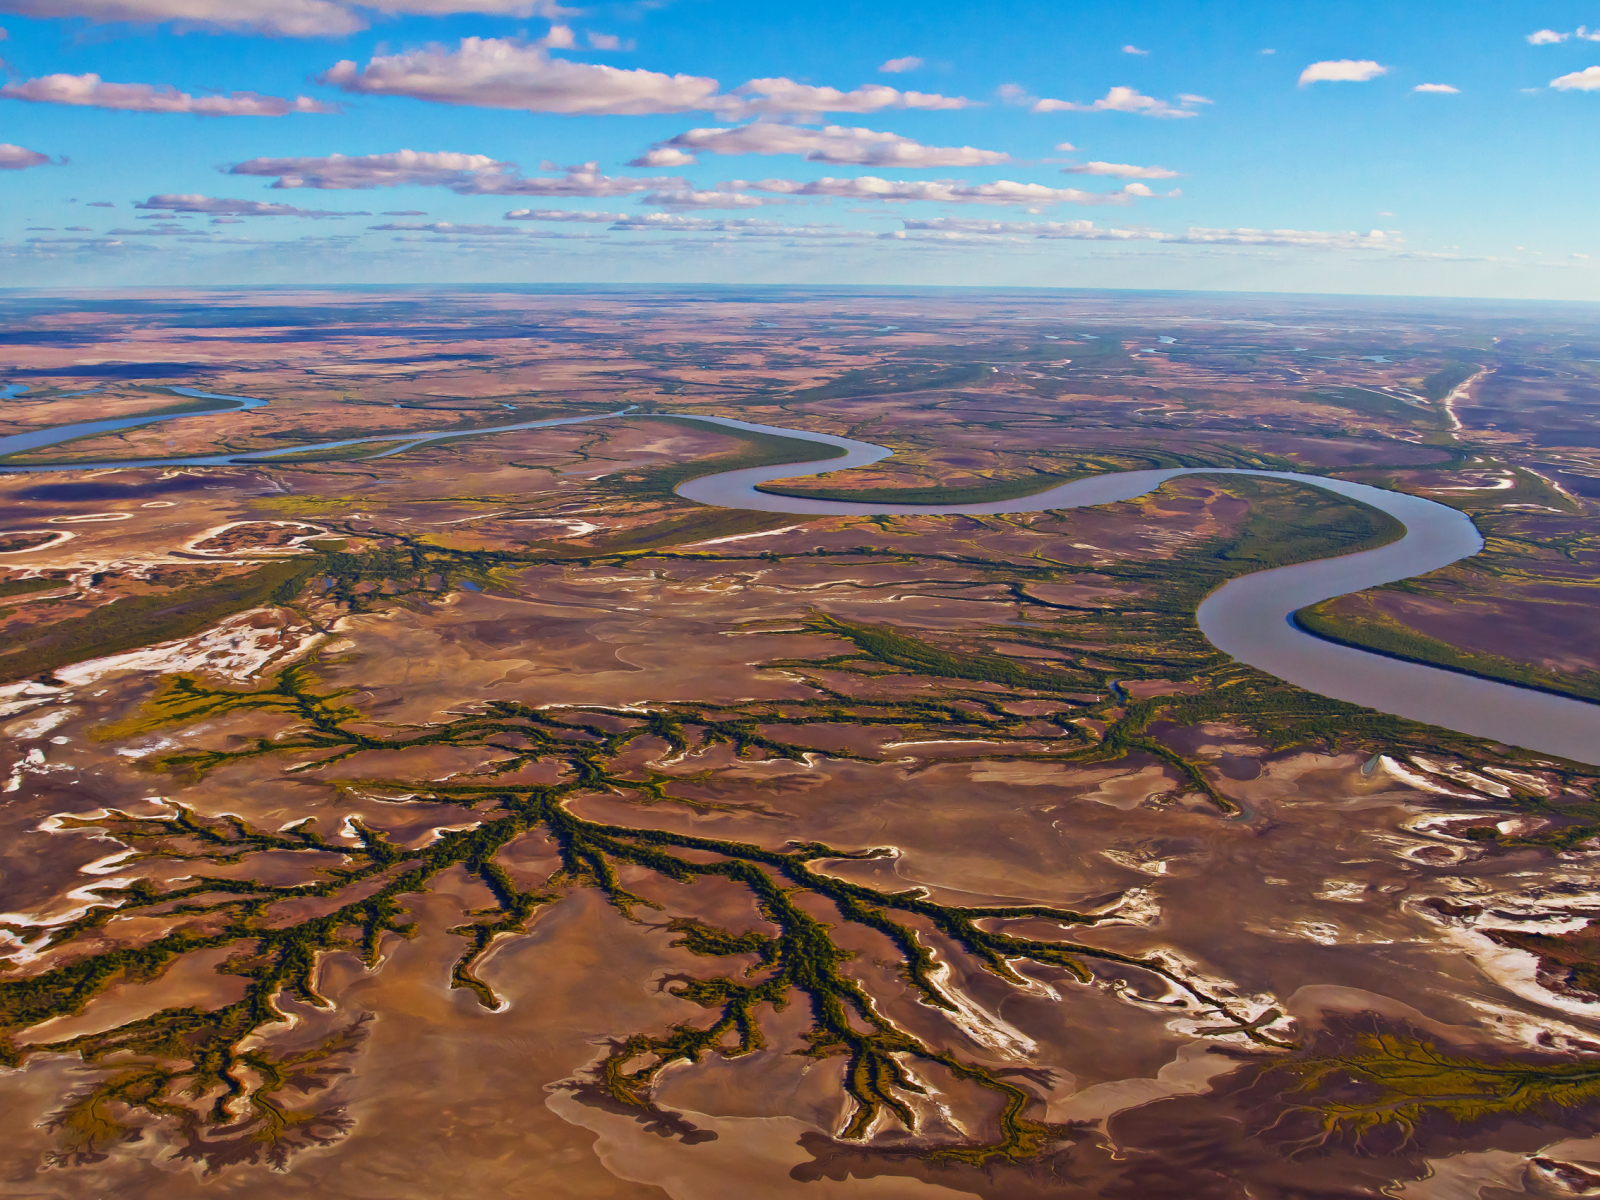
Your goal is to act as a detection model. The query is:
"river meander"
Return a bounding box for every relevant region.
[1,393,1595,763]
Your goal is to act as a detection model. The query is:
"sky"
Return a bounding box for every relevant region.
[0,0,1597,299]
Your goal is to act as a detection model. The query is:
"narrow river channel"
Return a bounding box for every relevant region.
[2,394,1595,763]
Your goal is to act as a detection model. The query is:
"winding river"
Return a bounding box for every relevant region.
[1,391,1596,764]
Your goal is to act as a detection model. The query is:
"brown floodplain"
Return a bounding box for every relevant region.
[6,289,1600,1197]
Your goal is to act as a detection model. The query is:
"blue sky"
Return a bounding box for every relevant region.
[1,0,1596,298]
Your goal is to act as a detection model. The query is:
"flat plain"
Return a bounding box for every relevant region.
[3,287,1600,1199]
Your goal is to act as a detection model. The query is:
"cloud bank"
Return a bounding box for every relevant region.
[727,175,1158,206]
[0,0,569,37]
[0,73,336,115]
[634,124,1010,168]
[1032,85,1209,118]
[229,151,684,197]
[319,37,972,117]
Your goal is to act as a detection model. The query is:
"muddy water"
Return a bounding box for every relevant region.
[6,393,1596,762]
[673,414,1600,765]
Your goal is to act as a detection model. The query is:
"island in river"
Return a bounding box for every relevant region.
[3,286,1600,1200]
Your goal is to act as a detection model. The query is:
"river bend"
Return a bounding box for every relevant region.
[1,393,1594,763]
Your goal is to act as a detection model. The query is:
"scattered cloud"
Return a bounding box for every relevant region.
[1053,141,1077,151]
[458,161,684,197]
[86,200,114,206]
[0,0,571,38]
[230,149,512,189]
[136,193,369,216]
[368,221,525,234]
[1528,29,1569,44]
[319,37,972,118]
[728,175,1159,206]
[899,216,1400,250]
[728,77,973,116]
[628,146,697,167]
[229,153,687,200]
[878,56,923,73]
[1062,160,1179,179]
[1260,48,1276,55]
[503,208,624,221]
[1122,44,1149,55]
[380,209,428,215]
[1551,65,1600,90]
[0,73,337,115]
[320,37,722,115]
[1412,83,1460,94]
[1298,60,1388,85]
[1177,225,1397,248]
[1032,85,1209,117]
[586,31,625,51]
[0,143,56,169]
[635,124,1010,168]
[638,188,790,209]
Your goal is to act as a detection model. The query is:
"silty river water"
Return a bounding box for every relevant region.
[1,392,1595,763]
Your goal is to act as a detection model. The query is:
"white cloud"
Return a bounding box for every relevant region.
[504,208,624,221]
[318,37,972,118]
[1584,26,1600,40]
[1551,65,1600,90]
[1122,44,1148,55]
[586,31,623,50]
[227,152,681,199]
[1177,225,1397,248]
[1411,83,1460,94]
[459,161,685,197]
[1053,141,1077,151]
[1260,48,1276,55]
[902,216,1143,239]
[899,216,1400,250]
[1298,59,1388,85]
[321,37,722,115]
[368,221,525,234]
[0,143,55,169]
[1062,160,1178,179]
[230,149,512,189]
[1527,29,1569,44]
[728,175,1154,206]
[136,193,367,216]
[0,73,336,115]
[628,147,697,167]
[637,124,1010,167]
[637,188,788,209]
[878,56,923,73]
[1033,85,1208,117]
[727,77,973,116]
[609,213,875,240]
[0,0,569,36]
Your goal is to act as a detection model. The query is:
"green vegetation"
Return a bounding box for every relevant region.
[1296,598,1600,704]
[0,576,61,600]
[787,363,992,403]
[1423,362,1480,402]
[237,440,414,464]
[758,470,1077,505]
[4,469,1584,1176]
[0,560,314,684]
[1310,386,1437,426]
[1253,1016,1600,1155]
[596,415,846,501]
